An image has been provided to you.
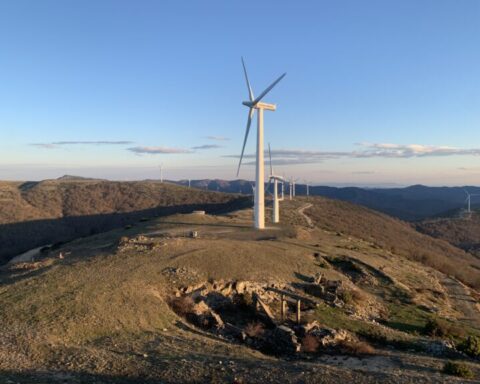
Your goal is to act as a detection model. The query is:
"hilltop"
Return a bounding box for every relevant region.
[1,196,480,383]
[0,179,249,263]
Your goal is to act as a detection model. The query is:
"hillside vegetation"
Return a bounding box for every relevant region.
[0,179,249,263]
[303,197,480,289]
[417,212,480,257]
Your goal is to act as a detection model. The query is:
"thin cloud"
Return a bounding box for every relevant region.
[30,143,58,149]
[53,141,133,145]
[191,144,222,150]
[31,140,133,149]
[458,167,480,172]
[127,146,193,155]
[204,135,230,141]
[352,143,480,158]
[226,143,480,166]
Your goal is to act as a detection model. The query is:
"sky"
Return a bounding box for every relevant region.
[0,0,479,186]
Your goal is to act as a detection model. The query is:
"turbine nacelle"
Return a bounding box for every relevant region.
[242,101,277,111]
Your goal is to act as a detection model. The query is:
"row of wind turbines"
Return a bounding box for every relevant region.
[236,58,309,229]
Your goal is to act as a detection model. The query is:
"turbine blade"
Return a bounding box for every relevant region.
[236,108,255,176]
[241,57,254,102]
[252,72,286,105]
[268,143,273,176]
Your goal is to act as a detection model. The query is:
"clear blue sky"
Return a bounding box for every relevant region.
[0,0,479,186]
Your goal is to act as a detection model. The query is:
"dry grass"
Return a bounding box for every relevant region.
[338,340,376,356]
[305,197,480,289]
[168,296,195,317]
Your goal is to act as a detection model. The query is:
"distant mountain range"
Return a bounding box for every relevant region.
[173,179,480,221]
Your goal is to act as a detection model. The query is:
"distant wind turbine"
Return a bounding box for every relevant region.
[292,178,298,198]
[236,58,286,229]
[267,144,284,223]
[464,189,480,213]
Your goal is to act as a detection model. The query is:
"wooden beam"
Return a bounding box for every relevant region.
[280,294,287,321]
[265,287,318,305]
[296,300,301,324]
[253,293,276,323]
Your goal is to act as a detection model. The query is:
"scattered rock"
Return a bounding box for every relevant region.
[423,339,457,357]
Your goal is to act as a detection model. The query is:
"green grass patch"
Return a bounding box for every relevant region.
[385,303,431,334]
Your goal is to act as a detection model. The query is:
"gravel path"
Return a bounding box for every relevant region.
[441,276,480,329]
[297,203,314,228]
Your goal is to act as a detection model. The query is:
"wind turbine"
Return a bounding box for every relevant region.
[159,164,164,183]
[267,144,284,223]
[464,190,480,213]
[236,58,286,229]
[304,179,312,196]
[292,178,298,198]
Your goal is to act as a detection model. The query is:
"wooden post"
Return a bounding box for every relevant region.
[296,299,301,324]
[280,294,286,321]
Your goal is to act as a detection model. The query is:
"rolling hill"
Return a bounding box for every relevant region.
[179,180,480,221]
[0,178,249,264]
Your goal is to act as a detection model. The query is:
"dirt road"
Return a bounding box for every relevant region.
[440,276,480,329]
[298,203,314,228]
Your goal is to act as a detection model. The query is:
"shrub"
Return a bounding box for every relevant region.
[244,322,264,338]
[338,340,375,356]
[424,318,450,338]
[168,296,194,317]
[301,334,320,353]
[339,290,353,304]
[442,361,474,379]
[459,336,480,358]
[339,289,365,305]
[424,317,465,339]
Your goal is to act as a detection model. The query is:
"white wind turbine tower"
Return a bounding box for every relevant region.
[305,180,310,196]
[292,178,298,198]
[464,190,480,213]
[159,164,164,183]
[237,58,286,229]
[267,144,284,223]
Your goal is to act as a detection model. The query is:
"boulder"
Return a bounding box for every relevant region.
[310,327,349,347]
[265,325,301,354]
[303,283,325,298]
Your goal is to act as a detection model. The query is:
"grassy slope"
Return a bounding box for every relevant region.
[1,197,480,382]
[302,197,480,289]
